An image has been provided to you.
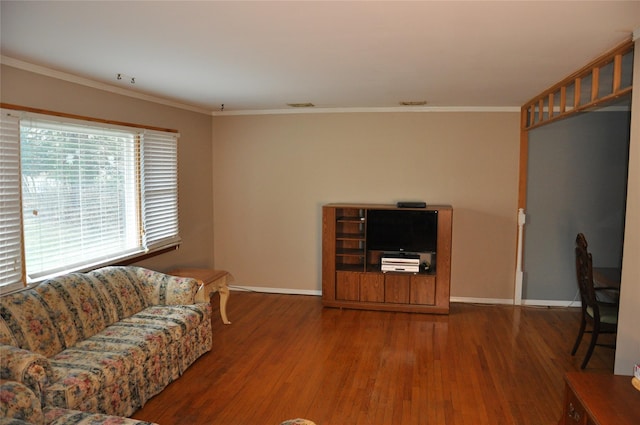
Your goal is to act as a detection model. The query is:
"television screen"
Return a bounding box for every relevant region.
[366,209,437,253]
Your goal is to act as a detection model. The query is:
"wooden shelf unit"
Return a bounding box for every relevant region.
[322,203,452,314]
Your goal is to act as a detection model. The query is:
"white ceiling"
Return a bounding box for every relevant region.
[1,1,639,114]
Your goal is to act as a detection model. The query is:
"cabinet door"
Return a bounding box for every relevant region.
[360,273,384,302]
[561,386,588,425]
[384,274,410,304]
[410,275,436,305]
[336,271,360,301]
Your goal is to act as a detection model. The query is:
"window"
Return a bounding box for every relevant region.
[0,109,180,292]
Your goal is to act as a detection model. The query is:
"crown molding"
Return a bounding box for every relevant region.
[1,55,211,115]
[211,105,520,116]
[2,55,521,117]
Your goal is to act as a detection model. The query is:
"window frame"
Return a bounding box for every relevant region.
[0,104,180,292]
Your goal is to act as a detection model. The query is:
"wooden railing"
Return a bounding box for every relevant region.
[518,38,635,209]
[522,39,634,131]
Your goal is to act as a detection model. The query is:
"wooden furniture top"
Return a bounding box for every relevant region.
[564,372,640,425]
[324,203,452,211]
[592,267,622,290]
[169,268,229,283]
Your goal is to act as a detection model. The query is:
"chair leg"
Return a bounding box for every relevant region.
[581,321,600,369]
[571,316,586,356]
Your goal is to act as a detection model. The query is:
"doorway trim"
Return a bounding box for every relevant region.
[515,38,634,304]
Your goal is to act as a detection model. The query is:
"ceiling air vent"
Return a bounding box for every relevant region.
[286,102,315,108]
[399,100,427,106]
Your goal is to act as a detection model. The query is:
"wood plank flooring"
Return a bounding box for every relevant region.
[132,292,615,425]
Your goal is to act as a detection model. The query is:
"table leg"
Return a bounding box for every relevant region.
[217,282,231,325]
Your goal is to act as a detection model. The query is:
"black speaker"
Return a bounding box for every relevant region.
[396,201,426,208]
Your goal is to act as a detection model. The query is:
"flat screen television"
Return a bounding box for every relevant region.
[366,209,437,253]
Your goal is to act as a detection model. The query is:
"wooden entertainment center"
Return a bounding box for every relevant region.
[322,203,452,314]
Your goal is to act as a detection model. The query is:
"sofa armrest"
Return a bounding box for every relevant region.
[0,345,55,404]
[44,408,159,425]
[133,267,200,306]
[0,419,35,425]
[0,379,45,425]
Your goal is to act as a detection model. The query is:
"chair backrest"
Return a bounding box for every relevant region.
[575,233,598,312]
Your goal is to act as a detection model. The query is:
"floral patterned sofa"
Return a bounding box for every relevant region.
[0,379,158,425]
[0,266,212,423]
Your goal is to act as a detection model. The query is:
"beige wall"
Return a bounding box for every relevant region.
[614,35,640,376]
[1,64,522,301]
[212,112,521,299]
[0,64,215,272]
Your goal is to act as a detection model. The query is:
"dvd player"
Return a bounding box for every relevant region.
[381,264,420,273]
[381,253,420,273]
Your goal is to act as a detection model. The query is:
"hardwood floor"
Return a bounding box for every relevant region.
[132,292,615,425]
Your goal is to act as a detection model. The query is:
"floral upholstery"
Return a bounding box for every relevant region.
[0,379,158,425]
[0,419,33,425]
[44,408,157,425]
[0,379,44,425]
[133,268,199,306]
[0,345,55,405]
[0,266,212,421]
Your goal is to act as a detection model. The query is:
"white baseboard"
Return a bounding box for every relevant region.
[521,299,581,308]
[449,296,514,305]
[228,286,581,308]
[229,285,322,296]
[450,297,581,308]
[451,297,580,308]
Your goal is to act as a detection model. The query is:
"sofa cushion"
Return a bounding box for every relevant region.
[122,304,209,342]
[45,327,168,413]
[46,349,137,408]
[121,304,211,376]
[0,285,67,358]
[42,303,208,414]
[86,268,151,322]
[132,268,199,306]
[0,380,45,425]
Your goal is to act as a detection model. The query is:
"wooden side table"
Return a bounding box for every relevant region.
[169,268,232,324]
[558,372,640,425]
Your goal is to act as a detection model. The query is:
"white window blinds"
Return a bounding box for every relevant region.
[0,108,180,288]
[0,112,23,293]
[20,118,141,279]
[141,130,180,251]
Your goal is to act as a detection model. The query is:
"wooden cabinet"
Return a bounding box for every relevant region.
[558,372,640,425]
[360,273,384,303]
[322,203,452,314]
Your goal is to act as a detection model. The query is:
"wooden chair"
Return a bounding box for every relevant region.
[571,233,619,369]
